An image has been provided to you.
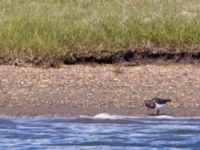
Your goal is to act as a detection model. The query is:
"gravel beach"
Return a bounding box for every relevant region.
[0,64,200,117]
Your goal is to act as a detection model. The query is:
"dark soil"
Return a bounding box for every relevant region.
[63,49,200,65]
[1,49,200,67]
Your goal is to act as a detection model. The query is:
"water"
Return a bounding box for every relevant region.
[0,114,200,150]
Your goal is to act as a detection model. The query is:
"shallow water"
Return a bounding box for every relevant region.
[0,114,200,149]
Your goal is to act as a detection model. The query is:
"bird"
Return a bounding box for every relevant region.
[144,98,171,115]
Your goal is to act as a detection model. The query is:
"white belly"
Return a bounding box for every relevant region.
[155,103,164,109]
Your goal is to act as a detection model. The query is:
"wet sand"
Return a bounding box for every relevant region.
[0,64,200,117]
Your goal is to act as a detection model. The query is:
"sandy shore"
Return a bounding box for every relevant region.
[0,64,200,117]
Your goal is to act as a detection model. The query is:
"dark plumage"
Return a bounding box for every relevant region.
[144,98,171,115]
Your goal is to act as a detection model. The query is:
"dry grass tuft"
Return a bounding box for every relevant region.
[112,65,124,74]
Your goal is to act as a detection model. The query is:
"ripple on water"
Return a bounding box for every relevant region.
[0,114,200,149]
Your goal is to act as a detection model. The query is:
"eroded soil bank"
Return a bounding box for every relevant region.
[0,64,200,116]
[2,50,200,67]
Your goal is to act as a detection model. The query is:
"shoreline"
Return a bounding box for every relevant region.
[0,64,200,117]
[0,107,200,117]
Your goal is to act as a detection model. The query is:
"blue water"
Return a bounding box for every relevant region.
[0,114,200,149]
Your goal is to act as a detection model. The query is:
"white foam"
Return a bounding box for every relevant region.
[78,113,181,120]
[92,113,177,120]
[153,115,175,119]
[79,113,133,120]
[87,113,179,120]
[93,113,120,119]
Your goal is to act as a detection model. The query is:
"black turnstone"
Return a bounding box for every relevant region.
[144,98,171,115]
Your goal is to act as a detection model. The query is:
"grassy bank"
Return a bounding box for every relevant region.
[0,0,200,66]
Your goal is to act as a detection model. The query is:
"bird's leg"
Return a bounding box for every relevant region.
[157,109,160,115]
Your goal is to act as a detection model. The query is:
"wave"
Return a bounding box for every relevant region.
[1,113,200,121]
[80,113,200,120]
[79,113,175,120]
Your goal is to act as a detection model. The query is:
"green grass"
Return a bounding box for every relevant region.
[0,0,200,64]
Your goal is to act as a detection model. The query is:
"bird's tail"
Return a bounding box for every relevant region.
[166,99,171,102]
